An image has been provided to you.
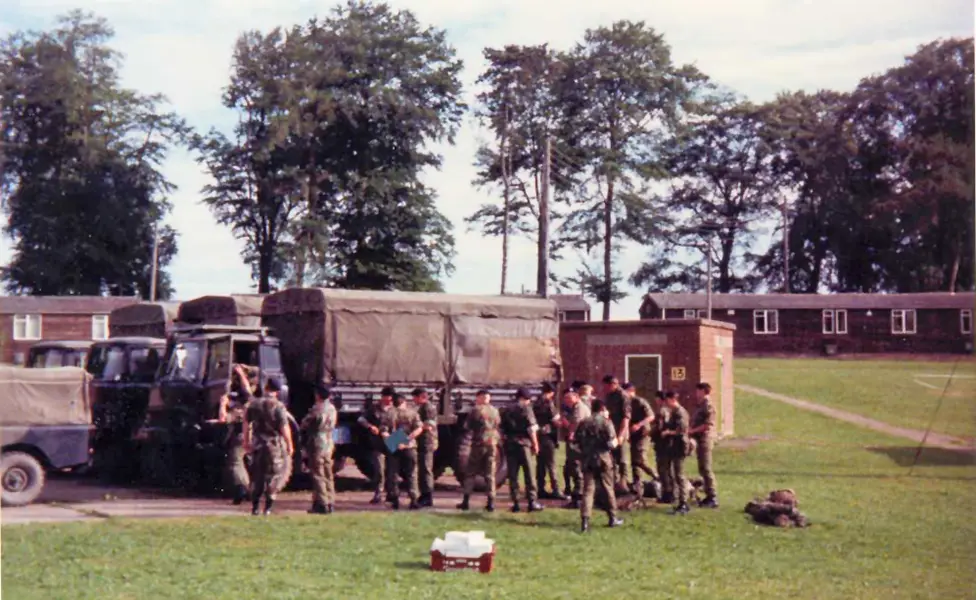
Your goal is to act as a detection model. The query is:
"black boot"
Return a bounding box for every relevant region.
[308,502,327,514]
[550,489,566,501]
[608,515,624,527]
[456,495,470,510]
[408,498,420,510]
[369,490,382,505]
[232,485,248,506]
[251,499,260,516]
[263,497,274,515]
[528,501,544,513]
[418,493,432,508]
[391,496,400,511]
[672,502,690,515]
[700,496,719,509]
[564,496,580,510]
[511,501,521,513]
[581,517,590,533]
[485,498,495,512]
[326,504,334,514]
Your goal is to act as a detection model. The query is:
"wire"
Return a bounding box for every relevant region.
[907,355,962,477]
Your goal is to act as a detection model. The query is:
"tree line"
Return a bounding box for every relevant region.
[1,3,972,318]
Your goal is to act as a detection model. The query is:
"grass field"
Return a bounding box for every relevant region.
[3,384,975,600]
[737,357,976,440]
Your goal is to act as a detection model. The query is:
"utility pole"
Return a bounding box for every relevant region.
[149,224,160,302]
[537,136,551,298]
[782,195,790,293]
[706,238,713,320]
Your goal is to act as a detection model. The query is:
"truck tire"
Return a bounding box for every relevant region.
[1,452,46,507]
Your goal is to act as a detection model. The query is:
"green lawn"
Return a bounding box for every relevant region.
[736,357,976,440]
[3,389,975,600]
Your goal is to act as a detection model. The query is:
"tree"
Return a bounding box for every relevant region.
[559,21,706,319]
[0,11,184,298]
[632,96,778,294]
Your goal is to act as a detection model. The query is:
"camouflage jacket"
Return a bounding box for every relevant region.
[630,395,654,438]
[244,396,289,449]
[300,401,337,455]
[575,413,617,468]
[660,404,690,455]
[605,389,632,429]
[533,396,560,439]
[382,405,423,450]
[650,404,670,446]
[561,400,592,450]
[465,404,501,447]
[416,401,438,450]
[501,401,539,448]
[690,399,717,440]
[357,402,392,452]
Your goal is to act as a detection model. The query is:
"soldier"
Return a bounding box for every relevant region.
[689,382,719,508]
[558,389,591,509]
[651,391,673,504]
[357,386,395,504]
[413,387,438,508]
[623,382,656,496]
[243,377,294,515]
[216,364,253,505]
[659,390,691,515]
[501,388,543,513]
[457,389,501,512]
[533,383,564,500]
[601,375,631,492]
[301,381,338,514]
[575,398,624,532]
[382,393,424,510]
[578,384,595,407]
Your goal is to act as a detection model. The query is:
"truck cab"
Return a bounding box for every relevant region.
[26,341,92,369]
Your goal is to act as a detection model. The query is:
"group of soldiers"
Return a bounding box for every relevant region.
[218,365,720,532]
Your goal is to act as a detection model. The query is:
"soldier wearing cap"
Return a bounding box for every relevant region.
[380,392,423,510]
[501,387,543,513]
[601,375,631,492]
[659,390,692,515]
[533,382,563,500]
[689,382,719,508]
[623,382,656,496]
[301,381,338,514]
[357,386,395,504]
[413,387,438,508]
[558,388,591,509]
[243,376,294,515]
[457,389,501,512]
[574,398,624,532]
[651,391,673,504]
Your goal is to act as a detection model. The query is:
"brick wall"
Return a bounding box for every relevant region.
[560,319,736,437]
[0,313,104,364]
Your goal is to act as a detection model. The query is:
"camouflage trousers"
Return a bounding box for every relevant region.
[654,442,671,496]
[661,451,687,505]
[563,444,582,499]
[417,443,435,498]
[225,438,250,491]
[505,444,537,503]
[368,450,386,494]
[695,436,717,499]
[629,434,656,489]
[462,444,496,501]
[311,447,335,506]
[386,448,419,502]
[581,454,617,519]
[250,439,292,499]
[536,436,559,494]
[611,445,628,487]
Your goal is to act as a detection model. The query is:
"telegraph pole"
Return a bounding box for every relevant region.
[149,225,159,302]
[782,196,790,293]
[706,239,713,320]
[537,136,551,298]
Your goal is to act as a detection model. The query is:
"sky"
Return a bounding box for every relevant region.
[0,0,972,319]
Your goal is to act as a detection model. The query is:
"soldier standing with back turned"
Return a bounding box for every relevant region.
[301,381,338,514]
[533,383,564,500]
[659,390,691,515]
[689,382,719,508]
[413,388,438,508]
[575,398,624,532]
[558,389,591,509]
[501,388,544,513]
[623,382,656,496]
[243,377,294,515]
[457,389,501,512]
[601,375,631,492]
[651,391,673,504]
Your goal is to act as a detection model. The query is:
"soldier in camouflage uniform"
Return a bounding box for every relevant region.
[659,390,691,515]
[558,389,591,509]
[601,375,631,491]
[574,398,624,532]
[623,382,657,496]
[501,388,544,513]
[689,382,719,508]
[217,364,253,505]
[358,387,395,504]
[301,382,338,514]
[533,383,563,500]
[413,388,438,507]
[457,389,501,512]
[382,393,423,510]
[243,377,294,515]
[651,391,673,504]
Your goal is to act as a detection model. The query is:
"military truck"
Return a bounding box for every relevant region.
[26,340,92,369]
[109,301,181,338]
[176,294,263,327]
[0,365,93,506]
[260,288,563,484]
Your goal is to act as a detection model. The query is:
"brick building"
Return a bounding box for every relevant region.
[0,296,141,365]
[551,294,591,322]
[639,292,975,356]
[560,319,736,436]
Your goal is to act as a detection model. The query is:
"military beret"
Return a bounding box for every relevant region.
[380,386,396,397]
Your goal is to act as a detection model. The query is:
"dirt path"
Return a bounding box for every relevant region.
[736,384,974,450]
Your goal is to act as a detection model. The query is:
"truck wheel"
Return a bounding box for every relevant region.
[1,452,46,507]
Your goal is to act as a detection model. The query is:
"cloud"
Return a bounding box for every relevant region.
[0,0,972,320]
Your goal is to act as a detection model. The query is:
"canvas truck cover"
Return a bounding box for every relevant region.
[178,295,264,327]
[0,365,92,426]
[262,288,562,386]
[110,302,181,338]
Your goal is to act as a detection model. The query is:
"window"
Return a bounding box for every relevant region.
[727,309,736,316]
[822,309,848,334]
[92,315,109,340]
[753,310,779,334]
[12,314,42,340]
[891,309,917,335]
[697,309,708,318]
[683,309,697,319]
[961,310,972,335]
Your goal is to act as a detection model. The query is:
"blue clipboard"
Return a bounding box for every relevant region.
[385,429,409,453]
